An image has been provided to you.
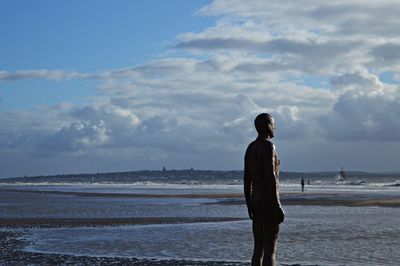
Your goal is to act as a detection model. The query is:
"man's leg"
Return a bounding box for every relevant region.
[261,223,279,266]
[251,218,264,266]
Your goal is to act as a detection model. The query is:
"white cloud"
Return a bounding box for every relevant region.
[1,54,329,161]
[320,72,400,141]
[38,120,110,155]
[185,0,400,72]
[368,43,400,70]
[70,103,140,130]
[0,69,93,81]
[198,0,400,38]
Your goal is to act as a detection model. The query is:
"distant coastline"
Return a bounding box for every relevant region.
[1,169,399,182]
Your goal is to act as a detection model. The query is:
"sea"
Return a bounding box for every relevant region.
[1,171,399,265]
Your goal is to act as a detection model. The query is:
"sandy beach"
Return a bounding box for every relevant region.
[0,217,246,228]
[2,188,399,207]
[281,192,400,208]
[1,185,399,265]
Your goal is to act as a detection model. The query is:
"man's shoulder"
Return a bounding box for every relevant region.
[253,137,274,147]
[246,138,274,155]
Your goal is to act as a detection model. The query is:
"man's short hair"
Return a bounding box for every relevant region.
[254,113,274,134]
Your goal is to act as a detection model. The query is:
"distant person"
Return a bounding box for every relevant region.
[244,113,284,266]
[301,178,305,192]
[307,179,310,185]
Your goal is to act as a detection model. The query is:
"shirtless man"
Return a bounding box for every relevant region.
[244,113,284,266]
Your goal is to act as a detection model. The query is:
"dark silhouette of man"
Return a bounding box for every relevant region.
[301,178,305,192]
[244,113,284,266]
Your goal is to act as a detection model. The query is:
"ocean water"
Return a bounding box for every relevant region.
[1,171,399,195]
[1,173,400,265]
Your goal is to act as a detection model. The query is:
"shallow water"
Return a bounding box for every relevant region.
[0,190,246,219]
[22,206,400,265]
[1,178,400,265]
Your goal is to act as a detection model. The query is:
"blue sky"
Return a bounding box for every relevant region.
[1,0,213,70]
[0,0,213,111]
[1,0,400,177]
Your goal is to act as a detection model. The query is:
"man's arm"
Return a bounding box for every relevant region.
[266,142,281,207]
[243,150,253,219]
[272,145,282,207]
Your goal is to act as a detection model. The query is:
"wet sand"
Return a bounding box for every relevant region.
[0,188,242,198]
[281,192,400,208]
[1,188,399,207]
[0,217,246,228]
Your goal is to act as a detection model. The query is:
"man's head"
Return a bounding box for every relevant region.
[254,113,275,138]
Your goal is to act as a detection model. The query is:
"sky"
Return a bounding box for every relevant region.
[1,0,400,178]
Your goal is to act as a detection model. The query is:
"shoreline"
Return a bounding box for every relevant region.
[0,217,246,229]
[1,188,399,208]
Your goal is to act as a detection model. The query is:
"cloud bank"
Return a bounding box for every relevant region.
[1,0,400,175]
